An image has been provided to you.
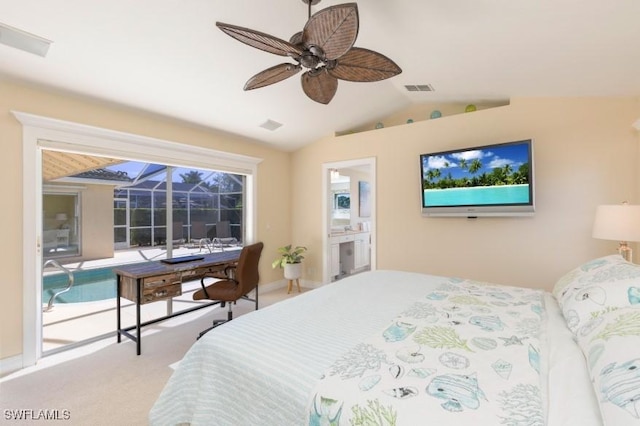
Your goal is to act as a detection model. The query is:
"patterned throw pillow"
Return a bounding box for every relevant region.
[552,254,640,335]
[573,307,640,423]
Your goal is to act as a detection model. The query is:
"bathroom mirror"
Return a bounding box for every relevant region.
[331,173,350,229]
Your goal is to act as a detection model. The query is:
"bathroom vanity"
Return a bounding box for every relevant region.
[329,230,370,281]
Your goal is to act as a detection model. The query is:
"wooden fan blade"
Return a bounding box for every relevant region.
[301,70,338,104]
[289,31,303,46]
[303,3,358,60]
[328,47,402,82]
[244,63,302,90]
[216,22,303,57]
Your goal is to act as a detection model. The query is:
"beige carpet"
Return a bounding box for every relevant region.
[0,290,298,425]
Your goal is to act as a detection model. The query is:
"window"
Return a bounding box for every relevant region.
[17,110,262,364]
[334,193,350,209]
[110,163,245,247]
[43,192,80,258]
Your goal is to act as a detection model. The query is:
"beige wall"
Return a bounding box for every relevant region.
[80,185,116,260]
[43,184,114,261]
[346,101,509,134]
[0,78,291,361]
[292,97,640,289]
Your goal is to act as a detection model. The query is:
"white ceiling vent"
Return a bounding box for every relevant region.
[404,84,434,92]
[0,22,51,57]
[259,119,283,131]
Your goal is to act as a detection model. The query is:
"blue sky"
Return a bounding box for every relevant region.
[106,161,145,177]
[106,161,216,182]
[422,142,530,180]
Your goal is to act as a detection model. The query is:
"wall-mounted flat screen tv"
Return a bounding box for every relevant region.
[420,139,535,217]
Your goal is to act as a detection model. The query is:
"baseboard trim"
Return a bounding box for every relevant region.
[302,279,323,290]
[259,280,287,294]
[0,354,23,378]
[259,279,323,294]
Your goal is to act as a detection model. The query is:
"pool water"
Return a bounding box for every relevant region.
[43,267,116,303]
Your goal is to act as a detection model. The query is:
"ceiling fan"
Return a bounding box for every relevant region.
[216,1,402,104]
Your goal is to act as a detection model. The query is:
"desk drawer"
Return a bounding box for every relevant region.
[143,273,180,288]
[201,264,235,276]
[331,234,355,244]
[141,283,182,304]
[119,274,181,304]
[179,264,236,281]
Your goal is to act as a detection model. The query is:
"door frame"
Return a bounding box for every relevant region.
[15,111,262,367]
[322,157,377,283]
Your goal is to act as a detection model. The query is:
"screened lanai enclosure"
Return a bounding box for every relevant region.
[112,162,244,249]
[43,155,245,259]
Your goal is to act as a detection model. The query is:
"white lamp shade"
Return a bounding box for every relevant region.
[592,204,640,242]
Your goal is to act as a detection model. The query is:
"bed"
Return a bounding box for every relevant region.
[150,255,640,425]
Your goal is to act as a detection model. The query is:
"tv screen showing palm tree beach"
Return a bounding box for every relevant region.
[421,141,532,208]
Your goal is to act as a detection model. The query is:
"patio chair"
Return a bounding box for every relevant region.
[172,221,185,246]
[191,221,214,252]
[212,221,238,251]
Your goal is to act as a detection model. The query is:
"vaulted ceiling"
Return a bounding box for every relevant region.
[3,0,640,151]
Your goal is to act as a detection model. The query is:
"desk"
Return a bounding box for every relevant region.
[114,250,241,355]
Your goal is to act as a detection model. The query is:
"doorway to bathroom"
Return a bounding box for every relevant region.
[322,157,376,283]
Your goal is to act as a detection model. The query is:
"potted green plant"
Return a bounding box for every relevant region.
[272,244,307,282]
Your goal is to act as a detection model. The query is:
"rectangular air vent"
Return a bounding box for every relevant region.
[404,84,434,92]
[259,119,283,131]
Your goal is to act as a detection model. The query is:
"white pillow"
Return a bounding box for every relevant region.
[552,255,640,335]
[573,307,640,423]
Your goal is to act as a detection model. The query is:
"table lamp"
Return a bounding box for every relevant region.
[55,213,68,229]
[592,202,640,262]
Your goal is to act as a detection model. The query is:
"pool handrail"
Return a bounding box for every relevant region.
[43,259,75,312]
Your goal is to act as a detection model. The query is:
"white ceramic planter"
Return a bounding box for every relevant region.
[283,262,302,280]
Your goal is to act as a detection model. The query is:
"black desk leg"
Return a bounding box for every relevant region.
[116,275,121,343]
[136,278,142,355]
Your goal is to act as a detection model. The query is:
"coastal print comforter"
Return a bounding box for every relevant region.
[150,270,602,426]
[309,278,546,425]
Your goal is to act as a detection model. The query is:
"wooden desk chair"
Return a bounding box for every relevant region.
[193,242,263,338]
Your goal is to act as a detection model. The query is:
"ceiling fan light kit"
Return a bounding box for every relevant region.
[216,1,402,104]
